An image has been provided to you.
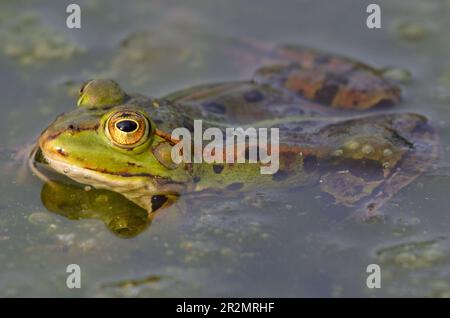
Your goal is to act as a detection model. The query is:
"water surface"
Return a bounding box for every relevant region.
[1,0,450,297]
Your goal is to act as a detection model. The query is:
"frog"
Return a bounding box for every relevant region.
[31,44,438,225]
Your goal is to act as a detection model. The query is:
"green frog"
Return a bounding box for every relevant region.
[32,44,438,230]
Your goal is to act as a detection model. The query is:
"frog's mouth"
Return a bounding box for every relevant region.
[34,144,150,196]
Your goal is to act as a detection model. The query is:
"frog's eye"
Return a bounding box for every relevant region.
[105,111,151,148]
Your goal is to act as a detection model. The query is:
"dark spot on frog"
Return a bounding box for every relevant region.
[202,101,226,114]
[314,82,339,105]
[227,182,243,191]
[327,73,350,86]
[193,176,201,183]
[127,162,142,167]
[213,164,224,174]
[151,195,168,212]
[243,90,264,103]
[272,170,289,181]
[65,123,99,135]
[303,155,318,173]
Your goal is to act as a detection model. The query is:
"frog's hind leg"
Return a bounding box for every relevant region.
[252,45,401,111]
[351,114,439,221]
[314,113,438,221]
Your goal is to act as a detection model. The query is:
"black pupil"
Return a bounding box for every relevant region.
[116,120,138,132]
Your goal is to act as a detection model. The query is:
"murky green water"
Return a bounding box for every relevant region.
[1,0,450,297]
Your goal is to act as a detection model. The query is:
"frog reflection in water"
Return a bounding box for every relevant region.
[32,44,438,236]
[40,180,150,238]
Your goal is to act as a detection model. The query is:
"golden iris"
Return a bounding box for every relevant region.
[106,111,149,147]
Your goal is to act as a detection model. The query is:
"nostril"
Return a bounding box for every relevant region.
[55,147,68,157]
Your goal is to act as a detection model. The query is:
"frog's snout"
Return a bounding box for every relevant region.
[39,130,57,160]
[38,123,72,162]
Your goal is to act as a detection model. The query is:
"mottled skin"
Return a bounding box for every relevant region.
[34,45,438,222]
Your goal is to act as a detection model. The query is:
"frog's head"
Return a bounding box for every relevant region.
[37,79,189,212]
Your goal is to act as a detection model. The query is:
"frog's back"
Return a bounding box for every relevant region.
[165,44,401,123]
[164,44,438,219]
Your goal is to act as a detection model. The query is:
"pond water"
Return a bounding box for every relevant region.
[1,0,450,297]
